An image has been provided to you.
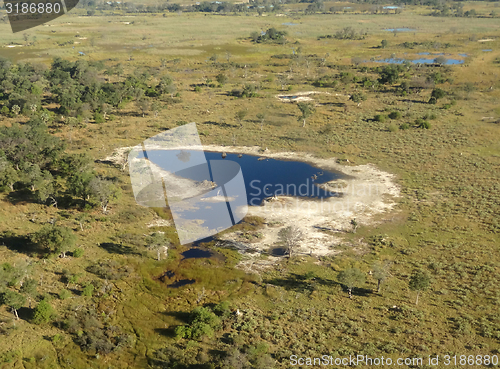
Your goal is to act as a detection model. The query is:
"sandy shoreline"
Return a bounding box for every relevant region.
[102,144,401,271]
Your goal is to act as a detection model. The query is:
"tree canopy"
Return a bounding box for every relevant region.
[409,270,431,305]
[338,267,365,299]
[30,225,77,256]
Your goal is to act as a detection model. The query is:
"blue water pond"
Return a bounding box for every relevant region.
[372,57,464,65]
[139,150,342,206]
[384,28,415,32]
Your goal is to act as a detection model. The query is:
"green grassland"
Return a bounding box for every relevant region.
[0,3,500,368]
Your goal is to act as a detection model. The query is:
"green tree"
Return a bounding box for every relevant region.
[338,267,365,298]
[372,261,391,293]
[151,101,161,118]
[256,113,266,131]
[378,65,400,85]
[20,278,38,308]
[175,306,221,340]
[65,272,80,288]
[32,298,55,324]
[350,218,358,233]
[1,290,25,319]
[30,225,77,256]
[60,153,93,176]
[434,56,448,66]
[11,105,20,116]
[146,232,171,261]
[0,161,19,191]
[409,270,431,305]
[136,97,150,117]
[297,102,315,127]
[429,88,446,104]
[381,39,388,48]
[34,171,55,204]
[350,92,366,104]
[67,171,95,204]
[216,73,228,86]
[59,289,71,300]
[88,177,119,213]
[94,112,104,124]
[235,110,248,129]
[22,163,42,191]
[250,31,260,42]
[157,75,175,96]
[278,226,302,258]
[388,111,402,119]
[415,118,431,129]
[82,284,94,297]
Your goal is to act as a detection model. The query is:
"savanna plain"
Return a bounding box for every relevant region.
[0,1,499,368]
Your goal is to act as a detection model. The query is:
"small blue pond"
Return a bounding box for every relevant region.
[482,49,492,52]
[373,57,464,65]
[282,22,299,26]
[168,279,195,288]
[135,150,342,244]
[182,248,213,259]
[417,52,445,56]
[384,28,415,32]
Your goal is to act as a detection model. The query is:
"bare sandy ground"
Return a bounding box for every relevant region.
[103,145,400,271]
[276,91,350,103]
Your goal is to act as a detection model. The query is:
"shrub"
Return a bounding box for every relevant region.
[400,123,410,130]
[350,92,366,103]
[388,124,398,132]
[94,112,104,124]
[429,88,446,104]
[388,111,401,119]
[59,289,72,300]
[32,299,55,324]
[213,301,232,319]
[73,248,84,258]
[374,114,386,122]
[416,119,431,129]
[175,325,192,339]
[0,106,9,116]
[176,306,222,340]
[241,84,258,98]
[194,86,202,92]
[216,73,227,86]
[82,284,94,297]
[87,260,132,280]
[230,89,242,97]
